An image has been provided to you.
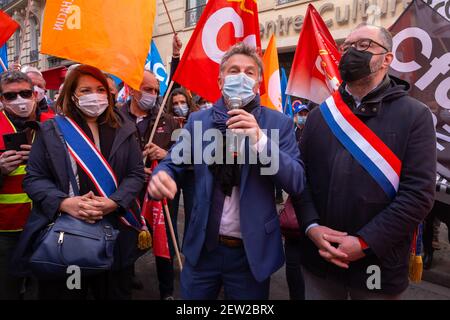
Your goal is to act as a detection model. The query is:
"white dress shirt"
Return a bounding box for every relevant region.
[218,133,268,239]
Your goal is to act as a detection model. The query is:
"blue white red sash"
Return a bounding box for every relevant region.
[54,115,146,231]
[319,92,402,199]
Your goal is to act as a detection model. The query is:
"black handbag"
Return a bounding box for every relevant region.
[29,120,119,279]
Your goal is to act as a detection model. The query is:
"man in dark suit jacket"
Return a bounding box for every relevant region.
[294,23,436,299]
[148,43,305,299]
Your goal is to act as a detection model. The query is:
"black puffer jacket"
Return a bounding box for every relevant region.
[294,75,436,294]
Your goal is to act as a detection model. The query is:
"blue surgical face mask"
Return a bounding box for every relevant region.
[137,92,157,111]
[174,103,189,117]
[297,115,307,126]
[222,73,256,107]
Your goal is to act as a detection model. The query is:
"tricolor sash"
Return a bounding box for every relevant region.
[319,92,402,199]
[54,115,146,232]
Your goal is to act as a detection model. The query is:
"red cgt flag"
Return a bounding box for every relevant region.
[142,161,170,259]
[286,4,342,104]
[0,10,19,47]
[173,0,262,102]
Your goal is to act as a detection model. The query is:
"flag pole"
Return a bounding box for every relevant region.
[143,0,178,159]
[144,1,180,269]
[162,0,176,35]
[163,202,183,271]
[143,79,174,164]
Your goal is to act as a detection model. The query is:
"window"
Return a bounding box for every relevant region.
[29,16,39,62]
[277,0,300,5]
[14,29,20,61]
[185,0,206,28]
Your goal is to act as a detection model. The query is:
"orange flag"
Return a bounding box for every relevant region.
[41,1,156,90]
[260,34,282,112]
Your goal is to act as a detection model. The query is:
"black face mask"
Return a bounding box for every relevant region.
[338,47,374,82]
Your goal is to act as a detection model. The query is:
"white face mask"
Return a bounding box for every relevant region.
[74,93,109,117]
[34,86,46,102]
[5,96,35,118]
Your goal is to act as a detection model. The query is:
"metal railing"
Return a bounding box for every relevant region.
[185,4,206,28]
[277,0,298,5]
[0,0,22,9]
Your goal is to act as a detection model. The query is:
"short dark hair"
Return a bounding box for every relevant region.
[0,71,33,94]
[355,22,393,51]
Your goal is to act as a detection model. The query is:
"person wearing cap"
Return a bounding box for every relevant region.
[280,99,309,300]
[292,100,309,142]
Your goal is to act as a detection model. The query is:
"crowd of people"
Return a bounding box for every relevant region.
[0,23,446,300]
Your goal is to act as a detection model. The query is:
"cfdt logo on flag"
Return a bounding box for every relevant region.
[53,1,81,31]
[145,41,169,96]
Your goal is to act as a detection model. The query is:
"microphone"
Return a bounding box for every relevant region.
[226,96,243,158]
[227,96,243,110]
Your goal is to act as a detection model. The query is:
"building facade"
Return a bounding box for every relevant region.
[0,0,70,72]
[2,0,447,84]
[152,0,414,74]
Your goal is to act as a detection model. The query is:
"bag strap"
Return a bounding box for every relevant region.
[52,119,80,196]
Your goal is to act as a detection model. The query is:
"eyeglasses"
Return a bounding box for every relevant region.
[1,90,34,101]
[339,38,389,54]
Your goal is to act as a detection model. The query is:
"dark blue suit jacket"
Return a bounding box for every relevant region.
[154,98,305,282]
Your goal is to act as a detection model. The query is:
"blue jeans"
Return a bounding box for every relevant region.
[181,244,270,300]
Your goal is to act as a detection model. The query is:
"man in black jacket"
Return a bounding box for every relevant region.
[294,23,436,299]
[120,34,182,300]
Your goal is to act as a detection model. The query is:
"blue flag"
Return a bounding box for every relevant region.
[0,44,8,73]
[281,68,293,118]
[145,41,169,96]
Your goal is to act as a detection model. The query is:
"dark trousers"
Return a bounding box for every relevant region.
[275,186,283,200]
[155,170,195,299]
[0,232,23,300]
[424,200,450,255]
[181,244,270,300]
[38,265,134,300]
[284,237,305,300]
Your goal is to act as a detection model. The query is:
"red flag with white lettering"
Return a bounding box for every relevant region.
[0,10,19,47]
[172,0,261,102]
[142,161,170,259]
[286,4,341,104]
